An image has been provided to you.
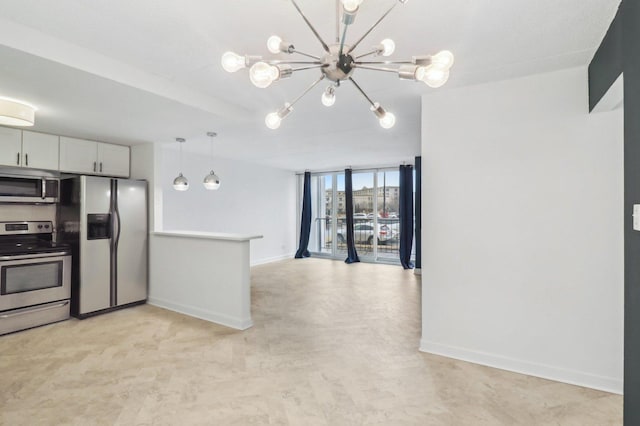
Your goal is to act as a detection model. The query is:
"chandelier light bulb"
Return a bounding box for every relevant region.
[249,62,279,88]
[173,173,189,191]
[380,39,395,57]
[321,86,336,107]
[265,112,282,129]
[379,112,396,129]
[421,64,450,88]
[267,35,283,54]
[342,0,363,13]
[432,50,455,69]
[370,102,395,129]
[221,51,246,73]
[414,66,426,81]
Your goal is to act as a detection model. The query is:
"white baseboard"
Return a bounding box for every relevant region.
[414,268,422,276]
[420,339,623,395]
[148,297,253,330]
[251,252,295,266]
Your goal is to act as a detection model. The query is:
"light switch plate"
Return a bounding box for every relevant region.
[634,205,640,231]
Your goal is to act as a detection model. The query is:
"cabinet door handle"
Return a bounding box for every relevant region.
[93,161,97,172]
[25,153,28,166]
[100,162,103,173]
[16,152,20,165]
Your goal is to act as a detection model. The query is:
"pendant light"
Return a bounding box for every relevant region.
[203,132,221,190]
[173,137,189,191]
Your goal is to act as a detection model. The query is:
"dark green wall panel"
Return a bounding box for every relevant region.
[589,1,640,424]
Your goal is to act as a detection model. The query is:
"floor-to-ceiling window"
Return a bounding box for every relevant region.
[308,174,332,255]
[377,169,401,262]
[304,168,414,265]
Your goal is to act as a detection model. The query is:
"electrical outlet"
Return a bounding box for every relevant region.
[634,205,640,231]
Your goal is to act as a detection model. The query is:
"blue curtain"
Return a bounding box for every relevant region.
[414,157,422,269]
[399,165,414,269]
[295,171,312,258]
[344,168,360,264]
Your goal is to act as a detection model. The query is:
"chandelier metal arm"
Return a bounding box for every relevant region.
[335,0,341,43]
[348,77,376,108]
[338,24,349,57]
[355,50,379,60]
[346,3,398,55]
[266,60,322,65]
[287,74,327,108]
[291,64,330,72]
[290,0,330,53]
[356,60,414,65]
[292,50,321,60]
[353,64,398,74]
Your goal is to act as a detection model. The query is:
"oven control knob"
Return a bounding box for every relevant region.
[38,225,43,229]
[45,224,50,229]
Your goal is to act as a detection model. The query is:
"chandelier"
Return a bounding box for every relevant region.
[221,0,454,130]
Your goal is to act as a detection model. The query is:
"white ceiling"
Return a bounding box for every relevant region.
[0,0,621,171]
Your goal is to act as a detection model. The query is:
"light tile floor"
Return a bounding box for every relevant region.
[0,258,622,425]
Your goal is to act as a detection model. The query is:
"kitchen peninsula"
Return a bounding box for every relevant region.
[149,231,263,330]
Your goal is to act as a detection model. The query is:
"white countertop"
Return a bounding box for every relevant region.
[152,230,263,242]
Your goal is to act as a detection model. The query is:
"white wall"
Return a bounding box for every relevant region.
[161,147,297,265]
[420,66,624,393]
[130,143,163,232]
[149,233,254,330]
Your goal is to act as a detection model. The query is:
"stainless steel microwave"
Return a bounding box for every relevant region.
[0,175,59,203]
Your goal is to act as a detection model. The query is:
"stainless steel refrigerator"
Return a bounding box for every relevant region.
[59,176,147,318]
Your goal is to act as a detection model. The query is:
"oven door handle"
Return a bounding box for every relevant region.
[0,252,71,261]
[0,300,69,319]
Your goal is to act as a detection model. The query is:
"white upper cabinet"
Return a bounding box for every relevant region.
[59,136,129,177]
[0,128,59,170]
[0,126,130,176]
[59,137,98,174]
[21,131,59,170]
[97,143,130,177]
[0,127,22,167]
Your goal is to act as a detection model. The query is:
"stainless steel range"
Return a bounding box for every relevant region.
[0,221,71,335]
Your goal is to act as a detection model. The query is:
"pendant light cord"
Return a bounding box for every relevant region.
[207,132,217,172]
[175,137,186,174]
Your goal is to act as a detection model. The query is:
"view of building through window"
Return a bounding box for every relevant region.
[306,169,414,264]
[326,172,400,218]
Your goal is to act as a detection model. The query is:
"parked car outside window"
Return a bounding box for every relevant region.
[335,221,396,245]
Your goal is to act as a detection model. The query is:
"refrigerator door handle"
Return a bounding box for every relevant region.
[109,179,118,307]
[112,179,122,306]
[114,185,122,251]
